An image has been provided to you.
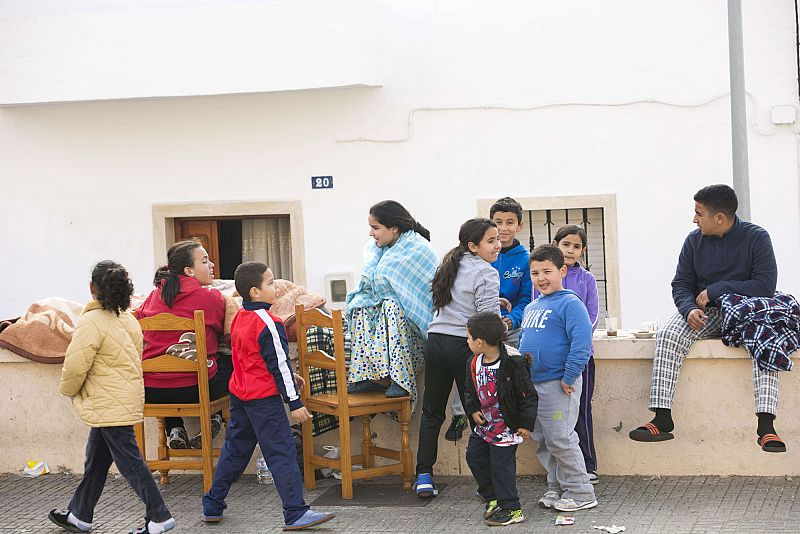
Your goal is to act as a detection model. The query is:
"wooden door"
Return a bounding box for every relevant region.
[175,220,221,275]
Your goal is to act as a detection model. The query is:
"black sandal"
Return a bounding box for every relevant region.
[757,433,786,453]
[629,422,674,442]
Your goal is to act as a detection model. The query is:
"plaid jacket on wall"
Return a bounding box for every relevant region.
[719,291,800,372]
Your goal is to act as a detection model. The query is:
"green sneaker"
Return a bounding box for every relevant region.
[485,508,524,526]
[483,499,500,519]
[445,415,468,441]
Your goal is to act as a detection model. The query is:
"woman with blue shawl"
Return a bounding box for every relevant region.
[345,200,438,404]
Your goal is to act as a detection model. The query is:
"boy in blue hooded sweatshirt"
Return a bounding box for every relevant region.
[520,244,597,513]
[490,197,533,347]
[445,197,533,442]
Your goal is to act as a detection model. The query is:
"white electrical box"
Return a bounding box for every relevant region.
[323,272,354,309]
[771,105,797,125]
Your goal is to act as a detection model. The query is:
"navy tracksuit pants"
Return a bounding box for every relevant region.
[202,394,309,525]
[575,356,597,473]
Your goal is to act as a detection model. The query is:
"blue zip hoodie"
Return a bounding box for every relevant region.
[518,289,592,386]
[491,240,533,329]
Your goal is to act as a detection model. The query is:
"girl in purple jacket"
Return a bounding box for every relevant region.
[534,225,600,482]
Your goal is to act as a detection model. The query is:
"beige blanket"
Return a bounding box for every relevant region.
[0,279,320,363]
[0,298,83,364]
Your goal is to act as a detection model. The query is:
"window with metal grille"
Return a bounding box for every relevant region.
[520,207,609,327]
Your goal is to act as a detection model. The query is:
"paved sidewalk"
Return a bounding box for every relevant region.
[2,472,799,533]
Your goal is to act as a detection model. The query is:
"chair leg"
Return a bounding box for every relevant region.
[156,418,170,486]
[199,412,214,494]
[339,417,353,500]
[400,401,412,491]
[361,416,373,469]
[134,422,146,461]
[301,417,316,490]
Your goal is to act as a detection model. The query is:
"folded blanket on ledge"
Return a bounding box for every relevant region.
[0,279,323,363]
[0,297,83,364]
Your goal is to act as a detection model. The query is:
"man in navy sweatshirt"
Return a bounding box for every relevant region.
[629,184,784,452]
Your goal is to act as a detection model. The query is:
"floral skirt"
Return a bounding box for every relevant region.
[348,300,425,409]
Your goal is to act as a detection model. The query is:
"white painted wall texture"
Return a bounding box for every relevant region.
[1,1,798,329]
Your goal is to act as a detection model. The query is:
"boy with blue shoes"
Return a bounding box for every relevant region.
[520,244,597,512]
[202,261,334,531]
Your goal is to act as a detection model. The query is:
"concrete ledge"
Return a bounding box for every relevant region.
[2,338,797,476]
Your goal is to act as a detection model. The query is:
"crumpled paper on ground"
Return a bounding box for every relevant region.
[593,526,626,533]
[21,460,49,478]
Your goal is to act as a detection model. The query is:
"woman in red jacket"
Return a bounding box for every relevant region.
[136,240,229,449]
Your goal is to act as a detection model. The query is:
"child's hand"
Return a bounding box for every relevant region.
[561,381,575,396]
[499,298,512,312]
[293,372,306,390]
[502,317,513,331]
[471,411,487,425]
[290,406,312,423]
[516,428,532,440]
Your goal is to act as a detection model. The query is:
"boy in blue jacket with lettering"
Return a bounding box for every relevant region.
[202,261,334,531]
[519,244,597,513]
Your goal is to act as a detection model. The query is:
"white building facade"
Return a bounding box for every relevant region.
[1,0,798,328]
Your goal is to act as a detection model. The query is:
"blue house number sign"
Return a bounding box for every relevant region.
[311,176,333,189]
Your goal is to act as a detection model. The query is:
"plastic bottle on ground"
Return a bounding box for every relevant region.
[256,457,273,485]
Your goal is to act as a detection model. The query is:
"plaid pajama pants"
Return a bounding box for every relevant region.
[650,308,780,415]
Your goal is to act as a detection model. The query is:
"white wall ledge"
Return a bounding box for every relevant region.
[6,334,795,364]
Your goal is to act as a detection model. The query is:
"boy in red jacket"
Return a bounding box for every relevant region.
[201,262,335,531]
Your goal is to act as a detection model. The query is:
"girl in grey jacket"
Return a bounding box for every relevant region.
[413,218,502,498]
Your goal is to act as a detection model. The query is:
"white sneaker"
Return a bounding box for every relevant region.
[552,497,598,512]
[588,471,599,484]
[538,490,560,508]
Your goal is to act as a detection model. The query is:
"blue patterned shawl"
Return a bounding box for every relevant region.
[345,230,438,339]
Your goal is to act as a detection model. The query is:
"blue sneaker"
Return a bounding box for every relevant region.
[413,473,438,498]
[283,510,336,531]
[384,381,409,398]
[201,512,223,523]
[347,380,386,394]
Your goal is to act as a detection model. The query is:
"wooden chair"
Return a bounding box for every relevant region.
[295,304,413,499]
[134,310,230,493]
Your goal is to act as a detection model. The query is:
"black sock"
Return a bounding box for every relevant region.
[651,408,674,433]
[756,412,776,437]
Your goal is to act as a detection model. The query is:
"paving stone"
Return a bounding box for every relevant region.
[2,472,799,533]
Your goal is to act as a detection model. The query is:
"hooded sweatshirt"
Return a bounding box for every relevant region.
[428,253,500,338]
[135,275,226,388]
[535,264,599,331]
[519,289,592,386]
[492,240,533,329]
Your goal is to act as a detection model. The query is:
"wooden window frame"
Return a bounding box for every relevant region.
[477,194,621,323]
[152,200,306,287]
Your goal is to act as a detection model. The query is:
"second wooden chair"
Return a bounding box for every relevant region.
[295,304,413,499]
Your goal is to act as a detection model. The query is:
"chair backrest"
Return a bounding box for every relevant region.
[137,310,212,407]
[294,305,348,407]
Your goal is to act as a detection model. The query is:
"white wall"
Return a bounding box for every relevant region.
[0,1,380,104]
[1,0,798,328]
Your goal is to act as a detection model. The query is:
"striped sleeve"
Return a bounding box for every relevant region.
[255,310,303,411]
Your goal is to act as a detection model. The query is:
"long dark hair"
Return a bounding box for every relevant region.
[369,200,431,242]
[552,224,588,267]
[91,260,134,316]
[153,240,202,308]
[432,218,496,312]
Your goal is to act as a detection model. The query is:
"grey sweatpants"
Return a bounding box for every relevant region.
[531,379,595,502]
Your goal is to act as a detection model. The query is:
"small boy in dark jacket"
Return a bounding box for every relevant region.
[464,312,537,526]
